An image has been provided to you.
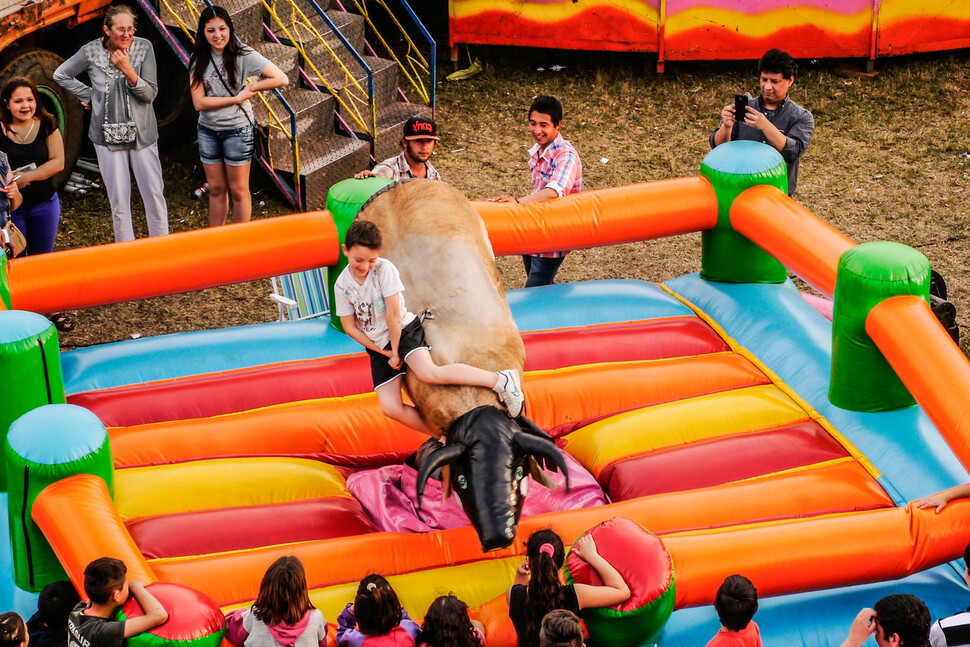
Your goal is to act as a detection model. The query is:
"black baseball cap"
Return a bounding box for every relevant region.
[403,116,439,140]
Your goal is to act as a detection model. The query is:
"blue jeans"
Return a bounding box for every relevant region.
[522,254,565,287]
[198,124,254,166]
[11,193,60,257]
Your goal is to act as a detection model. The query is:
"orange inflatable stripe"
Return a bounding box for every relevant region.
[31,474,157,593]
[472,177,718,255]
[730,185,856,297]
[867,296,970,471]
[109,355,766,467]
[7,212,338,312]
[664,500,970,608]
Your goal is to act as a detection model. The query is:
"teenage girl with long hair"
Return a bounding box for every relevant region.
[337,574,420,647]
[225,556,327,647]
[507,530,630,647]
[189,5,287,226]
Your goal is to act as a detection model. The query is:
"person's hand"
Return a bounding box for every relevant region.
[15,171,32,189]
[388,352,402,370]
[81,101,91,110]
[3,181,21,201]
[490,195,517,203]
[720,103,737,126]
[110,48,134,75]
[840,608,877,647]
[236,85,256,104]
[916,492,951,513]
[516,562,530,577]
[741,106,769,131]
[355,170,375,179]
[570,534,598,562]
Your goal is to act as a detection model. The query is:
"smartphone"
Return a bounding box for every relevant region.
[734,94,748,123]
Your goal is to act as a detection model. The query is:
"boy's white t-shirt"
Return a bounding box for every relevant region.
[334,257,416,349]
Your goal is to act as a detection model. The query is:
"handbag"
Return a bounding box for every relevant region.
[102,76,137,145]
[210,63,265,161]
[1,220,25,258]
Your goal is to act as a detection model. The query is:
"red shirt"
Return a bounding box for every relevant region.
[705,621,762,647]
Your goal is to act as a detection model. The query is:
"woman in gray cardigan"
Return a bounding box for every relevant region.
[54,4,168,243]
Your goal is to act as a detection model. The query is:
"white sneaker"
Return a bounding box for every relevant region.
[497,369,524,417]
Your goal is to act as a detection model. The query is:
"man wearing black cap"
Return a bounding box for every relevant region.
[354,116,442,181]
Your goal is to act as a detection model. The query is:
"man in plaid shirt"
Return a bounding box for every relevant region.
[492,95,582,287]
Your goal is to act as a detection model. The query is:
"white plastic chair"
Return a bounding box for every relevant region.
[270,267,330,321]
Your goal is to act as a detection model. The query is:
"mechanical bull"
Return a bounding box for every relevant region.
[356,178,568,551]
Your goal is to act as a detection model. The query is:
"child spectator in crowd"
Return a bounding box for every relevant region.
[508,530,629,647]
[335,220,524,433]
[539,610,583,647]
[27,581,80,647]
[0,612,28,647]
[706,575,761,647]
[841,593,930,647]
[225,556,327,647]
[928,540,970,647]
[416,595,484,647]
[68,557,168,647]
[337,575,419,647]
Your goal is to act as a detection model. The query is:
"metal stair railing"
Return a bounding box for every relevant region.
[267,0,377,145]
[333,0,435,112]
[143,0,303,209]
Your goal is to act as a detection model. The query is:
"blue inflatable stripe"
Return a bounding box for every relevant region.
[664,273,969,503]
[62,280,691,394]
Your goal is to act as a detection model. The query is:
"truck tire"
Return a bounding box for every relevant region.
[0,47,83,188]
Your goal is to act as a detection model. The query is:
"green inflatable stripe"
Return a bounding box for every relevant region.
[580,583,675,647]
[830,241,930,411]
[0,253,10,310]
[699,140,788,284]
[0,311,66,491]
[325,177,394,333]
[118,612,224,647]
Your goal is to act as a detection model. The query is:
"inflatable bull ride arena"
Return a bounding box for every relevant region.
[2,141,969,646]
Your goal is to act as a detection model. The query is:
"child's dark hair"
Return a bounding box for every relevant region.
[100,5,137,49]
[759,48,796,79]
[539,610,583,647]
[417,595,481,647]
[345,220,382,250]
[874,593,930,647]
[38,580,81,629]
[189,5,247,90]
[529,96,563,126]
[84,557,127,605]
[355,574,402,637]
[714,574,758,632]
[523,529,566,647]
[0,613,26,647]
[252,556,315,627]
[963,540,970,565]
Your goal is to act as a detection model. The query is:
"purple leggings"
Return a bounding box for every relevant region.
[11,193,59,257]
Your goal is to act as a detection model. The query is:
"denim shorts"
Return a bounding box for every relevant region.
[198,124,254,166]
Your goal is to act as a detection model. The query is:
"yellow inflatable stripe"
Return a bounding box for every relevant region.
[880,0,970,21]
[221,556,521,622]
[732,456,856,484]
[659,285,883,482]
[665,7,870,39]
[115,457,349,520]
[451,0,657,23]
[563,384,807,472]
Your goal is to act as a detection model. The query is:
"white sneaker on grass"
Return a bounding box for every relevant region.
[497,369,524,417]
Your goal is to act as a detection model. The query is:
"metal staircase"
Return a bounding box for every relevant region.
[144,0,434,210]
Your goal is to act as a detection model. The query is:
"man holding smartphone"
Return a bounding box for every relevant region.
[711,48,815,196]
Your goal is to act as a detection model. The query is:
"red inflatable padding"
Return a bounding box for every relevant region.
[69,317,725,427]
[121,581,224,642]
[127,497,377,560]
[566,518,672,613]
[600,422,850,500]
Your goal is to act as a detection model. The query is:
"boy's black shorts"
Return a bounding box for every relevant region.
[367,317,431,390]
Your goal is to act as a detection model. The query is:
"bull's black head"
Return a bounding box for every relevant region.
[415,406,569,551]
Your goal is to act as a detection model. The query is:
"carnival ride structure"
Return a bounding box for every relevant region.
[1,141,969,646]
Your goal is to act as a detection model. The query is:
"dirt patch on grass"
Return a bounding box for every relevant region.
[56,49,970,357]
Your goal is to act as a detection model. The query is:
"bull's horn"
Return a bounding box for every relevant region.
[513,432,570,492]
[514,414,555,442]
[415,442,466,509]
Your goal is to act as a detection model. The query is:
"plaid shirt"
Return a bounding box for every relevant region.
[372,151,441,181]
[529,134,582,258]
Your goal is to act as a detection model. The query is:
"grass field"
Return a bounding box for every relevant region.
[57,48,970,356]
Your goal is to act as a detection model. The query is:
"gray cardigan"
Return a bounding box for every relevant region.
[54,37,159,150]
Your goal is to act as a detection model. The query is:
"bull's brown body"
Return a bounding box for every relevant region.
[358,179,526,435]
